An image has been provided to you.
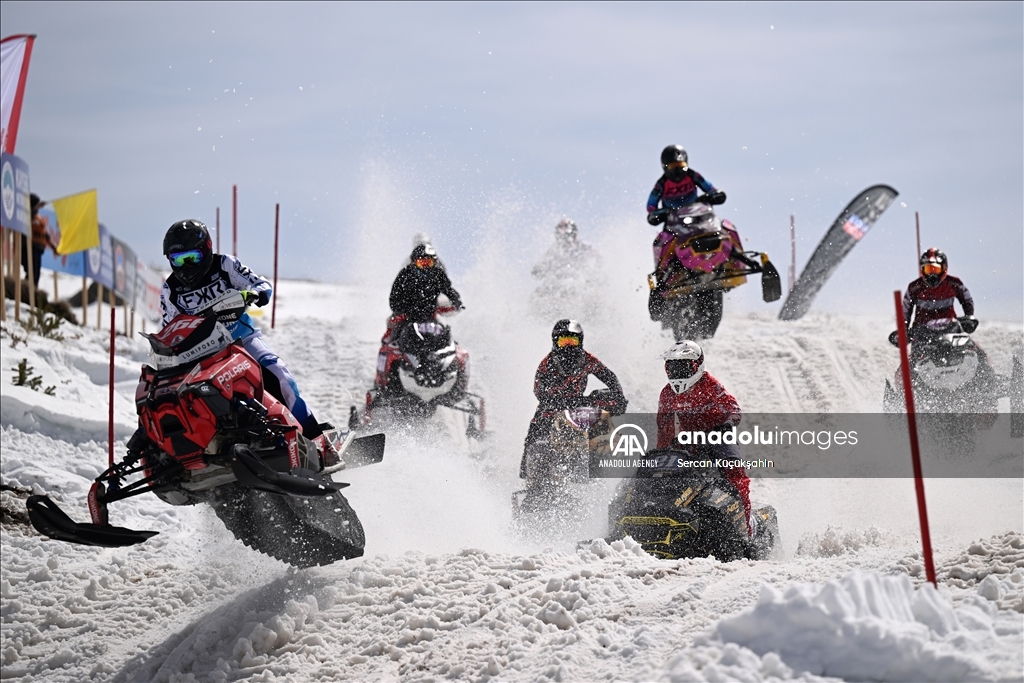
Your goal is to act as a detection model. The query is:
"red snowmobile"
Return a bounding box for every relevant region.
[27,290,385,568]
[362,304,486,439]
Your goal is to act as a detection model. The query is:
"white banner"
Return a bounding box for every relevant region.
[135,261,165,323]
[1,34,35,154]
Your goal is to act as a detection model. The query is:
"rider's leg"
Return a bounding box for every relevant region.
[242,332,317,436]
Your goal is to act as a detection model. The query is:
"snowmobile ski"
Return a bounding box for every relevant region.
[26,495,158,548]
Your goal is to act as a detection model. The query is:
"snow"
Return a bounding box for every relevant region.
[1,275,1022,682]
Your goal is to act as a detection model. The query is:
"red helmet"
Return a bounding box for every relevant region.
[919,248,947,287]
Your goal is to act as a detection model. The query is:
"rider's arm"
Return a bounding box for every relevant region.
[951,277,975,317]
[438,270,463,308]
[692,170,716,193]
[902,286,917,327]
[159,281,183,325]
[646,178,665,214]
[223,255,272,306]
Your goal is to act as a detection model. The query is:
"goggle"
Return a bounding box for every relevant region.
[921,262,944,276]
[666,160,688,171]
[666,358,701,378]
[168,249,204,268]
[556,335,581,348]
[414,256,436,269]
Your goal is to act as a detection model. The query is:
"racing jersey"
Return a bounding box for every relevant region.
[903,275,974,328]
[647,169,716,212]
[160,254,272,340]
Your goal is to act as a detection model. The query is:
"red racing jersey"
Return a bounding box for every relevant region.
[903,275,974,328]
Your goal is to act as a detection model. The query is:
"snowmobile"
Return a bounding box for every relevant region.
[530,221,604,321]
[606,448,778,561]
[883,316,1014,414]
[511,390,622,535]
[362,303,486,440]
[27,290,385,568]
[647,196,781,340]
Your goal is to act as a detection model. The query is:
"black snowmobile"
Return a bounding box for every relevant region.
[883,317,1017,413]
[605,448,778,561]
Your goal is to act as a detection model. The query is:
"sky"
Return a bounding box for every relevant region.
[2,1,1022,320]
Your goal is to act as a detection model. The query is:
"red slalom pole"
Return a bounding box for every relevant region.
[894,290,937,587]
[232,185,238,257]
[272,203,279,329]
[216,207,221,254]
[108,306,116,466]
[915,212,921,269]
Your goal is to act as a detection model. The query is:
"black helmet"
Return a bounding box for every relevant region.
[411,243,438,268]
[919,248,948,288]
[551,319,584,370]
[661,145,688,174]
[164,219,213,287]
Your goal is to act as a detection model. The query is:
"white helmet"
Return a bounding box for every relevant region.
[412,232,433,249]
[663,340,705,393]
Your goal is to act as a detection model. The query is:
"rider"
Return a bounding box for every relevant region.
[655,340,752,536]
[902,248,975,333]
[520,319,627,478]
[160,219,319,438]
[646,145,725,226]
[389,243,463,326]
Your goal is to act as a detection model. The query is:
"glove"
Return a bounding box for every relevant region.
[647,212,666,226]
[958,315,979,333]
[704,190,727,205]
[241,290,268,307]
[888,330,900,347]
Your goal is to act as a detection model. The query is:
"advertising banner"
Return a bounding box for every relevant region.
[135,261,164,322]
[111,235,137,303]
[84,223,114,290]
[0,151,29,234]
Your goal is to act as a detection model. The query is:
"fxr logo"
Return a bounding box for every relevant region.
[609,424,648,457]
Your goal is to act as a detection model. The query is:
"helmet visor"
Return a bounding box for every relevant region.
[556,335,581,348]
[666,358,701,378]
[414,256,436,269]
[666,160,688,172]
[168,249,205,268]
[921,262,944,276]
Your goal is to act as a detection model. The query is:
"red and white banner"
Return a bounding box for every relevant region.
[1,34,36,154]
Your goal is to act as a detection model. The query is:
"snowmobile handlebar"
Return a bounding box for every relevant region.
[647,192,728,225]
[888,316,979,346]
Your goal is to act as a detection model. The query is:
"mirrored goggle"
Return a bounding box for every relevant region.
[556,335,581,348]
[414,256,436,268]
[168,249,204,267]
[667,160,688,171]
[666,358,700,377]
[921,263,944,275]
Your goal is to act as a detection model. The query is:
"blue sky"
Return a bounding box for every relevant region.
[2,1,1021,319]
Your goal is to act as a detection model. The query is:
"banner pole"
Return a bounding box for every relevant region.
[96,283,103,330]
[272,203,279,329]
[13,232,22,322]
[0,229,6,322]
[894,290,937,587]
[232,185,238,257]
[108,305,115,467]
[26,233,36,327]
[789,213,796,294]
[82,275,87,326]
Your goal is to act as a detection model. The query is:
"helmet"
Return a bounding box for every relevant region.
[555,218,578,243]
[163,219,213,287]
[663,340,705,394]
[411,243,438,269]
[551,319,585,370]
[661,145,688,175]
[919,248,948,287]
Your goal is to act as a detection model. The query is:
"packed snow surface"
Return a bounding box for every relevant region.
[1,274,1022,682]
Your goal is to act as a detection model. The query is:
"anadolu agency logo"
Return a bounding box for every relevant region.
[609,423,648,457]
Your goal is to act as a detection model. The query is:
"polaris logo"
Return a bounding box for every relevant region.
[216,360,252,387]
[609,424,648,457]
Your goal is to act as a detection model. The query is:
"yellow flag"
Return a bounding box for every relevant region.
[53,189,99,254]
